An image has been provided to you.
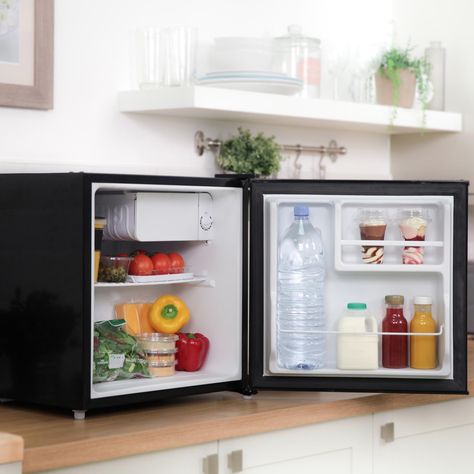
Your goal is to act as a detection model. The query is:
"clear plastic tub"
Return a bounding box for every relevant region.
[98,256,132,283]
[136,333,178,352]
[148,360,176,377]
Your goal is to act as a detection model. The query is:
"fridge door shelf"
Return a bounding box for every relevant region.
[341,240,444,247]
[265,365,451,378]
[278,325,444,337]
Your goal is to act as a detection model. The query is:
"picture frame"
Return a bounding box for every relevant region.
[0,0,54,110]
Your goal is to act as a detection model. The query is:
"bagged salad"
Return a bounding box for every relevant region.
[93,319,150,383]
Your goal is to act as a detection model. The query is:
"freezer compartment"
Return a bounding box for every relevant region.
[264,194,453,379]
[91,183,242,399]
[96,191,214,241]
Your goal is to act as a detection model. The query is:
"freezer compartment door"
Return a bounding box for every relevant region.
[96,192,214,241]
[249,180,468,394]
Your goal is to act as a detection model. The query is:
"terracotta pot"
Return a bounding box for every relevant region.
[375,69,416,108]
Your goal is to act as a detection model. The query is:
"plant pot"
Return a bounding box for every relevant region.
[375,69,416,108]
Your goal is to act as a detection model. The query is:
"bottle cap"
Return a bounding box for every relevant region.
[294,205,309,217]
[347,302,367,310]
[385,295,404,305]
[414,296,432,305]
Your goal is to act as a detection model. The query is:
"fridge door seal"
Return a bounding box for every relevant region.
[248,179,468,395]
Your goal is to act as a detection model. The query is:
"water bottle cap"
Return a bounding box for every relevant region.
[347,302,367,310]
[294,205,309,217]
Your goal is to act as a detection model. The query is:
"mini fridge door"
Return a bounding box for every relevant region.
[249,180,468,394]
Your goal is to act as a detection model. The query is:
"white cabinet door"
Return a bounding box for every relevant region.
[219,415,373,474]
[38,441,218,474]
[374,397,474,474]
[0,463,21,474]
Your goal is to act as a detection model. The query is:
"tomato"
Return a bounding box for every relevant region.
[116,252,129,257]
[129,254,153,276]
[130,249,149,257]
[168,252,185,274]
[151,252,171,275]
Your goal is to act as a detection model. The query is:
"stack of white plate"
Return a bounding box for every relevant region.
[196,71,303,95]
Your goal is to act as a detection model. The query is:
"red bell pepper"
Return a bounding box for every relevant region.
[176,332,209,372]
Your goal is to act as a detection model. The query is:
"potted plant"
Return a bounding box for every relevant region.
[375,46,430,120]
[216,127,281,177]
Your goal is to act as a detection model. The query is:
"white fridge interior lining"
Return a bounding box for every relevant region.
[91,183,243,399]
[264,194,454,379]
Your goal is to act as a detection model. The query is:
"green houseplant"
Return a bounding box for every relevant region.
[375,46,430,123]
[216,127,281,177]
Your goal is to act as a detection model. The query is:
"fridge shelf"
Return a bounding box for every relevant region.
[92,369,238,398]
[94,275,209,288]
[341,240,444,248]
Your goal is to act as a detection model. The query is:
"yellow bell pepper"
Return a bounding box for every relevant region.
[149,295,190,334]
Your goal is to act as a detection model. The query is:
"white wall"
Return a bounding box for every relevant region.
[391,0,474,257]
[391,0,473,183]
[0,0,393,179]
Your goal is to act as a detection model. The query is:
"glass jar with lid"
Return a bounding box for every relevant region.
[274,25,321,98]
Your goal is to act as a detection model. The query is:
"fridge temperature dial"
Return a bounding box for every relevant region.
[200,213,213,231]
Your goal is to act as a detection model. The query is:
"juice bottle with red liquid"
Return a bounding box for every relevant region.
[382,295,408,368]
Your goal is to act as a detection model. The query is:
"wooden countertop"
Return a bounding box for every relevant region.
[1,340,473,473]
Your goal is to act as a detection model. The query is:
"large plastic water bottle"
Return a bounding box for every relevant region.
[277,205,325,369]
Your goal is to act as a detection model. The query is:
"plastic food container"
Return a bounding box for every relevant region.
[98,256,132,283]
[136,333,178,352]
[148,360,176,377]
[146,352,176,364]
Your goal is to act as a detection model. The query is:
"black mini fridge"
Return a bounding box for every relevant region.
[0,173,468,417]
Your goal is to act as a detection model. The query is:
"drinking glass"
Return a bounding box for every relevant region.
[323,42,350,101]
[161,26,198,87]
[135,27,163,90]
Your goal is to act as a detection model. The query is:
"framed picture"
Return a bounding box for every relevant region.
[0,0,54,109]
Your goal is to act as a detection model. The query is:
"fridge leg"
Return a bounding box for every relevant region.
[241,385,258,399]
[73,410,87,420]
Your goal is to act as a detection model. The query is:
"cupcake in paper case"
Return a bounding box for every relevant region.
[398,210,429,264]
[358,209,387,264]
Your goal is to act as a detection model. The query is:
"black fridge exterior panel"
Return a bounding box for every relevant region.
[249,179,468,394]
[0,173,89,409]
[0,173,246,412]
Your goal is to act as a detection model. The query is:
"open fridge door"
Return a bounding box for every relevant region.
[249,180,468,394]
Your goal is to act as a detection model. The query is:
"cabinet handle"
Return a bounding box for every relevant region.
[227,450,243,473]
[203,454,219,474]
[380,422,395,443]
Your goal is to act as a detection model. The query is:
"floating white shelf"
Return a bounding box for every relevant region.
[118,86,462,134]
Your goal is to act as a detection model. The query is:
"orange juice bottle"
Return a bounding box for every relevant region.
[410,296,437,369]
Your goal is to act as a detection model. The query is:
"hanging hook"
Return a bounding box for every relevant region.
[318,150,327,180]
[293,145,303,179]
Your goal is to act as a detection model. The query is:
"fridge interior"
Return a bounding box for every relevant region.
[91,183,243,399]
[264,194,454,379]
